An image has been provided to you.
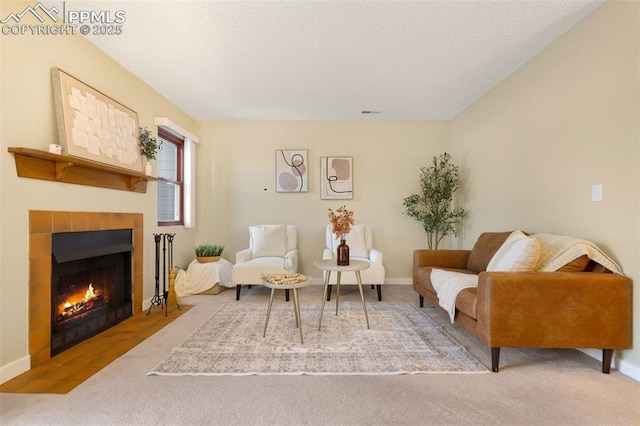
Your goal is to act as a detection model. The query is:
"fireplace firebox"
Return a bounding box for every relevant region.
[51,229,133,356]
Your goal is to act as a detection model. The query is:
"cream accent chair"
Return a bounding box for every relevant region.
[322,224,385,301]
[232,225,298,300]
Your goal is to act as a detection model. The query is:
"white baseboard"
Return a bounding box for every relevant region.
[0,355,30,385]
[384,278,413,285]
[579,348,639,382]
[307,278,413,285]
[142,297,152,311]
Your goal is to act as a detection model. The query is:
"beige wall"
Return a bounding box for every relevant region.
[451,1,639,366]
[0,1,197,376]
[195,120,451,279]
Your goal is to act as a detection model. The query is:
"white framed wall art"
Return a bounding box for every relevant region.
[276,149,308,192]
[320,156,353,199]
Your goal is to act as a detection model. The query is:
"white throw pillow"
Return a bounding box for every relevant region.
[331,224,368,258]
[250,225,286,258]
[487,230,540,272]
[345,224,368,258]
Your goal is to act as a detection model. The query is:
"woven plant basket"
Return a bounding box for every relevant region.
[197,256,220,263]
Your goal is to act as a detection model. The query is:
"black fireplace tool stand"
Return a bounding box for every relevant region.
[147,233,180,317]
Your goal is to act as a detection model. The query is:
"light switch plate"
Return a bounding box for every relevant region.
[592,184,603,202]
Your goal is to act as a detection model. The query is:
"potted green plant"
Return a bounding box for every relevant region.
[138,127,161,175]
[402,152,468,249]
[195,244,225,263]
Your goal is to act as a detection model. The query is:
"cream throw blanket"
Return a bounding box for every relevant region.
[430,269,478,323]
[175,258,234,297]
[533,233,623,275]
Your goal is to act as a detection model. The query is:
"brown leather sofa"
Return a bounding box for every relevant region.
[413,232,632,373]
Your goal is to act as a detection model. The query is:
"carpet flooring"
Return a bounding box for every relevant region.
[148,302,488,376]
[2,286,638,425]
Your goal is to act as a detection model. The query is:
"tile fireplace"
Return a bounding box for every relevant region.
[28,211,143,366]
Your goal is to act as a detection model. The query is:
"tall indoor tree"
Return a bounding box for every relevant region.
[403,152,468,249]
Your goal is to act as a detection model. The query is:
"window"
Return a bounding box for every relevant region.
[154,117,198,228]
[157,128,183,226]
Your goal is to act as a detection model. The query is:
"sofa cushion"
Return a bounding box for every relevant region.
[456,288,477,320]
[415,266,476,295]
[487,230,540,272]
[557,255,590,272]
[466,231,512,272]
[584,260,613,274]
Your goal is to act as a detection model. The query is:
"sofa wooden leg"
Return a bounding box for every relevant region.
[236,285,241,301]
[376,285,382,301]
[285,289,290,302]
[327,285,333,301]
[602,349,613,374]
[491,347,501,372]
[419,295,424,307]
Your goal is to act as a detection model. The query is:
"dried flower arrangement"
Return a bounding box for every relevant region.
[328,205,355,240]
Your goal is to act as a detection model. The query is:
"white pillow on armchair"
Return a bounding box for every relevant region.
[329,224,370,258]
[250,224,286,258]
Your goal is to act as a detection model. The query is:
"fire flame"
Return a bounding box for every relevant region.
[57,283,100,319]
[84,283,96,301]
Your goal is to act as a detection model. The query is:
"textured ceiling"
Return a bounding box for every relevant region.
[77,0,603,120]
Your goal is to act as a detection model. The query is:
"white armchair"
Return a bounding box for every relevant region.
[232,224,298,300]
[322,224,385,301]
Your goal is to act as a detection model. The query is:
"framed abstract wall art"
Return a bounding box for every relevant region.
[276,149,308,192]
[51,67,143,173]
[320,156,353,199]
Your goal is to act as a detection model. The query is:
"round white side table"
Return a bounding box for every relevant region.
[313,259,370,330]
[262,278,310,344]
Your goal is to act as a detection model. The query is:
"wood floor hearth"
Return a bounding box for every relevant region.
[0,305,190,394]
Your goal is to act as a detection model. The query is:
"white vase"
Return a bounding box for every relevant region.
[144,161,152,176]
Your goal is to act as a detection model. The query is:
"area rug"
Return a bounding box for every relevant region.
[148,302,488,376]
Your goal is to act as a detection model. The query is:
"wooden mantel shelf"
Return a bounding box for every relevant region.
[8,147,155,193]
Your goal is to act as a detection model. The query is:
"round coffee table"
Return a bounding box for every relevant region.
[313,259,370,330]
[262,278,310,344]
